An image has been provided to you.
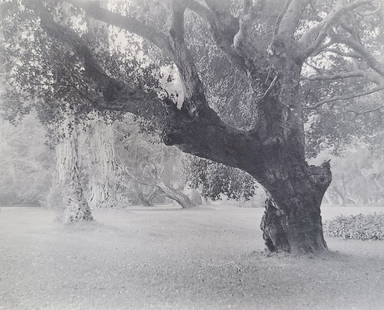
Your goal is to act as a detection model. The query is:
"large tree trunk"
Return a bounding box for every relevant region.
[257,146,331,254]
[260,166,330,254]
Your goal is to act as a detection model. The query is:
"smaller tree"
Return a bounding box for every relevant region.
[114,116,195,208]
[83,118,119,208]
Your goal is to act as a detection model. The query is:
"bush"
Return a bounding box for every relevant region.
[185,157,258,201]
[324,213,384,240]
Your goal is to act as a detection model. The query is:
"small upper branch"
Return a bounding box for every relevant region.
[347,105,384,116]
[67,0,171,54]
[170,0,187,43]
[303,70,365,81]
[305,85,384,110]
[333,32,384,77]
[322,47,361,58]
[299,0,375,58]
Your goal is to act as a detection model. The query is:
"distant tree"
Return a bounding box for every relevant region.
[84,118,118,208]
[314,142,384,206]
[0,114,54,204]
[115,117,196,208]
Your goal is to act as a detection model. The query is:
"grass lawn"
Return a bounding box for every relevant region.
[1,205,384,310]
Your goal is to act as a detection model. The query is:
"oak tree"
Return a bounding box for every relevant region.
[2,0,384,253]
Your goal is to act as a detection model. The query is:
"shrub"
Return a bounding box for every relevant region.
[324,213,384,240]
[185,157,258,201]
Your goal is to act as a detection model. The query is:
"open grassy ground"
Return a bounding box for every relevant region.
[1,205,384,310]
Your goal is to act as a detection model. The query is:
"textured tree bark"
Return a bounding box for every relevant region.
[87,120,117,208]
[57,127,93,223]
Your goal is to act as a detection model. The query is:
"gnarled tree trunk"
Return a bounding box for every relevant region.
[260,161,331,254]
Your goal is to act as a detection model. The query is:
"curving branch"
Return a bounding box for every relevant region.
[22,0,266,178]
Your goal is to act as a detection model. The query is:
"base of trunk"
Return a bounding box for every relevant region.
[260,198,327,255]
[63,199,93,224]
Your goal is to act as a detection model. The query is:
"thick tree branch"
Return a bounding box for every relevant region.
[168,0,208,113]
[23,0,266,179]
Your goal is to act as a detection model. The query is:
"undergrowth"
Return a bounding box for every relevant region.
[324,213,384,240]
